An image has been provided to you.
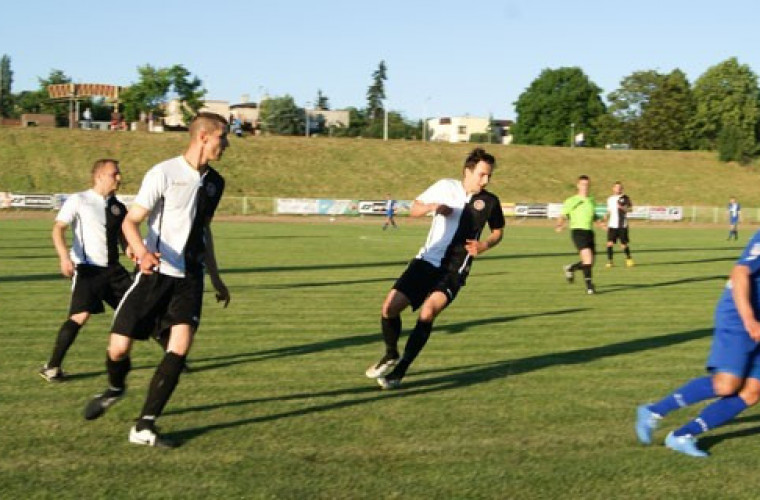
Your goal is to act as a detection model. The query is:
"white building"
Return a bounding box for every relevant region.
[426,116,512,144]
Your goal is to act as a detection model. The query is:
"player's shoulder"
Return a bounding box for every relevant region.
[205,165,225,186]
[477,188,501,204]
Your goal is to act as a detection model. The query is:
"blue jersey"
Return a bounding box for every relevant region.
[386,199,396,216]
[729,202,741,223]
[714,229,760,330]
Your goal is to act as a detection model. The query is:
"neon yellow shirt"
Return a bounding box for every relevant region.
[562,195,597,230]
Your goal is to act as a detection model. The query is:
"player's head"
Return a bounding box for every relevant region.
[91,158,121,195]
[189,112,229,165]
[730,196,736,203]
[577,175,590,196]
[462,148,495,195]
[613,181,623,195]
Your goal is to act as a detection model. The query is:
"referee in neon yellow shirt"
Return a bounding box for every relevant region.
[555,175,601,294]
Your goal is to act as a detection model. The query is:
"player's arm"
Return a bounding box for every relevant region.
[465,228,504,257]
[52,221,74,278]
[122,204,160,274]
[204,221,230,308]
[410,200,451,217]
[731,264,760,341]
[555,214,567,232]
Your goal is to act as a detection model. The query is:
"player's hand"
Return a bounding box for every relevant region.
[138,252,161,274]
[465,239,485,256]
[746,320,760,342]
[213,281,231,308]
[554,225,564,233]
[125,246,138,263]
[435,204,452,216]
[60,258,74,278]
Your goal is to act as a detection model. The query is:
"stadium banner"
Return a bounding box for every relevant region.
[358,200,412,216]
[648,206,683,221]
[627,206,649,220]
[9,193,57,209]
[547,203,564,219]
[317,199,358,215]
[276,198,320,215]
[501,202,516,217]
[514,203,548,217]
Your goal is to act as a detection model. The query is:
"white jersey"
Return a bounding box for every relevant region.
[415,179,471,267]
[606,194,630,229]
[56,189,126,267]
[134,156,209,278]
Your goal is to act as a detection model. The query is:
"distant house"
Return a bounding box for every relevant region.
[426,116,513,144]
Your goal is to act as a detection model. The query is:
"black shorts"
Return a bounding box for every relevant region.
[112,271,204,340]
[571,229,595,252]
[69,264,133,315]
[393,258,461,310]
[607,227,630,244]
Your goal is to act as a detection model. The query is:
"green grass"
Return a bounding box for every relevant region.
[3,127,760,205]
[2,218,760,498]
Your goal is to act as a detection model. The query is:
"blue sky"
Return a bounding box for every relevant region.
[3,0,760,120]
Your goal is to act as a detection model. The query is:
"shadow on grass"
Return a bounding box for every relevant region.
[187,308,588,374]
[166,325,709,444]
[698,413,760,451]
[598,275,727,295]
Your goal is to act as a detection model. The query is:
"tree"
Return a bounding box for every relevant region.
[512,67,606,146]
[636,70,695,150]
[121,64,206,123]
[13,69,73,125]
[366,60,387,121]
[0,55,12,118]
[604,70,666,147]
[315,89,330,110]
[689,57,760,160]
[258,95,305,135]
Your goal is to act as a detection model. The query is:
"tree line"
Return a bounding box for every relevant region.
[2,54,760,161]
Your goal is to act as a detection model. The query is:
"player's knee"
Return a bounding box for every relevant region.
[712,377,741,397]
[739,389,760,407]
[70,312,90,325]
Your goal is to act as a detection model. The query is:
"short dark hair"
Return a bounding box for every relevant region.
[189,112,228,138]
[464,148,495,171]
[91,158,119,180]
[578,175,590,181]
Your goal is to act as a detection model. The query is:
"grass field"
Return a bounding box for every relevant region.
[3,217,760,498]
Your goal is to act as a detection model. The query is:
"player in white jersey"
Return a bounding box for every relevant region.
[382,193,397,230]
[83,113,231,448]
[39,159,132,382]
[603,181,634,268]
[366,148,505,389]
[727,197,741,241]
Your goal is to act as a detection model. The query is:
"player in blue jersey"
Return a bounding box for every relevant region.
[727,197,740,241]
[382,194,397,230]
[635,230,760,457]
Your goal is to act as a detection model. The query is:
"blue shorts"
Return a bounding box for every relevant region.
[730,217,739,225]
[706,327,760,380]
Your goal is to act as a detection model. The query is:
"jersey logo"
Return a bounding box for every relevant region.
[110,205,122,216]
[750,243,760,256]
[205,183,218,197]
[473,199,485,211]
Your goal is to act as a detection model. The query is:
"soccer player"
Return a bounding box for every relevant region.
[83,112,231,448]
[555,175,600,294]
[365,148,505,390]
[635,229,760,457]
[603,181,634,268]
[382,193,397,230]
[40,159,132,382]
[728,197,741,241]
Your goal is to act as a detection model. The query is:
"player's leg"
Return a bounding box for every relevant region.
[579,246,595,294]
[621,229,634,266]
[41,311,90,381]
[130,323,193,448]
[367,289,410,378]
[378,289,451,389]
[84,333,133,420]
[605,229,615,267]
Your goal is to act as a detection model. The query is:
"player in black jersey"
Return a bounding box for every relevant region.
[366,148,505,389]
[40,159,132,382]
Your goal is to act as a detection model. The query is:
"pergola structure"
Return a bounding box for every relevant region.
[47,83,125,129]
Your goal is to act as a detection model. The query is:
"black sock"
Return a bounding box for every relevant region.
[139,351,186,420]
[381,316,401,358]
[582,264,593,289]
[624,247,631,258]
[48,319,82,368]
[400,320,433,368]
[606,247,613,262]
[569,261,583,272]
[106,355,131,391]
